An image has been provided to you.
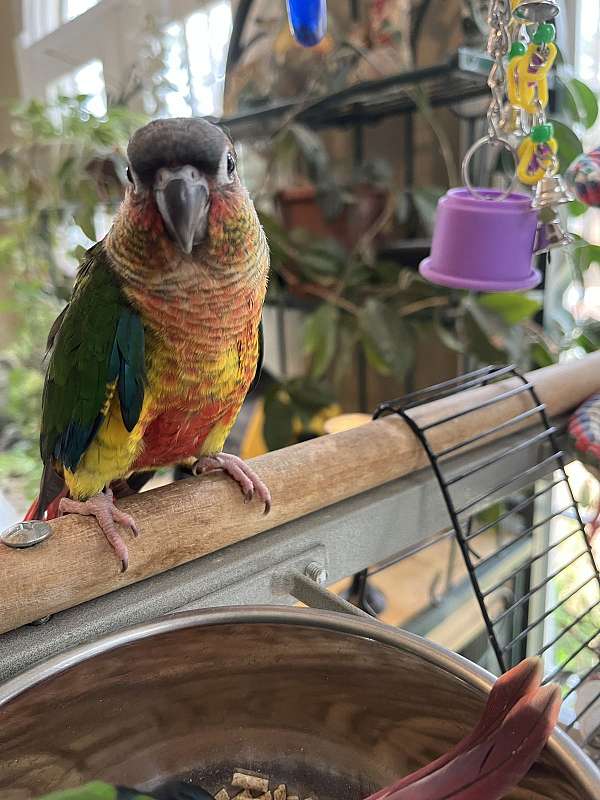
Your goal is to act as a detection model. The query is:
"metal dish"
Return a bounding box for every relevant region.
[0,607,598,798]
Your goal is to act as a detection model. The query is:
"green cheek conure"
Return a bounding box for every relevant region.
[25,117,270,571]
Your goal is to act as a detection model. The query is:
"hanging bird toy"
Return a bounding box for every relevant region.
[567,148,600,209]
[285,0,327,47]
[420,0,573,292]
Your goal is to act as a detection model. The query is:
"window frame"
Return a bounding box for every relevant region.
[16,0,226,107]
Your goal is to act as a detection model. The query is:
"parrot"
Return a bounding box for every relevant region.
[25,117,271,571]
[568,392,600,542]
[34,658,559,800]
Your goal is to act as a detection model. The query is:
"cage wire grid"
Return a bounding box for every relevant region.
[359,365,600,759]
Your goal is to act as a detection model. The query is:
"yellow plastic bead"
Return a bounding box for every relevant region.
[508,42,557,114]
[517,136,558,185]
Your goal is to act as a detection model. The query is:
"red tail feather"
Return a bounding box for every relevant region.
[366,657,544,800]
[387,683,560,800]
[23,497,41,521]
[22,486,67,522]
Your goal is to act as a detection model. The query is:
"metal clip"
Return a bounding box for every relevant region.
[512,0,559,23]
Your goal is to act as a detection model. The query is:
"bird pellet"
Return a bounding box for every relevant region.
[219,771,313,800]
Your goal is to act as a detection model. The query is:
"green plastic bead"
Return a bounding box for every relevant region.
[509,41,527,59]
[532,22,556,45]
[531,123,554,143]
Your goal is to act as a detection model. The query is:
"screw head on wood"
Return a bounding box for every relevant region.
[29,615,52,626]
[0,521,53,549]
[305,562,328,584]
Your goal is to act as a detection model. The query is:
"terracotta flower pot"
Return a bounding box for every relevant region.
[276,184,388,249]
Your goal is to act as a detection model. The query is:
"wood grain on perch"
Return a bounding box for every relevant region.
[2,354,600,635]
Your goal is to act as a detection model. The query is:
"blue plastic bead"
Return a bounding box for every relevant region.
[286,0,327,47]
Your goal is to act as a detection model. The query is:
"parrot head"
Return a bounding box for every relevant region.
[125,117,242,255]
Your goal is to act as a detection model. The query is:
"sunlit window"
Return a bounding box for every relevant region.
[64,0,99,22]
[46,59,107,119]
[21,0,100,46]
[576,0,600,87]
[160,1,232,118]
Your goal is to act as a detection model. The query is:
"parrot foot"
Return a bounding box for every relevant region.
[59,487,139,572]
[193,453,271,514]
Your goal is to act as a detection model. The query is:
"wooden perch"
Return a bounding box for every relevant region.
[2,354,600,635]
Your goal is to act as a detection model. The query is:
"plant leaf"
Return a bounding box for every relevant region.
[73,204,96,241]
[478,293,541,325]
[569,78,599,129]
[286,377,336,410]
[531,342,555,367]
[549,119,583,174]
[358,298,415,379]
[286,123,330,184]
[569,200,588,217]
[304,304,340,378]
[463,308,507,364]
[555,77,581,125]
[262,389,295,451]
[434,310,465,353]
[412,186,445,235]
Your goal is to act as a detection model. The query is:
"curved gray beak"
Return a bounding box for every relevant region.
[154,165,210,254]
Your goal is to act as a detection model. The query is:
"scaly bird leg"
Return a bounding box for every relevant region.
[59,486,139,572]
[193,453,271,514]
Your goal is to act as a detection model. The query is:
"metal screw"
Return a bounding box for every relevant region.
[0,521,53,549]
[29,615,52,626]
[305,562,328,585]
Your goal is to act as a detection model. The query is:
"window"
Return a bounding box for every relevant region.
[161,1,233,118]
[21,0,100,46]
[19,1,233,120]
[576,0,600,87]
[64,0,99,22]
[46,59,107,119]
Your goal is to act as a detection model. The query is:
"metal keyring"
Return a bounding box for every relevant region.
[462,136,519,202]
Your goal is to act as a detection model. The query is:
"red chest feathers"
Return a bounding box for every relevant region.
[134,400,235,468]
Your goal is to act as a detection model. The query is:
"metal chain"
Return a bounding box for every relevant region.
[486,0,511,141]
[529,44,559,176]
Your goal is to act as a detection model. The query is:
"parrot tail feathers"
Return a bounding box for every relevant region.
[382,681,561,800]
[23,496,41,521]
[366,657,544,800]
[24,463,67,521]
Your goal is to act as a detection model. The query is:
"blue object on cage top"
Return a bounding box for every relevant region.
[286,0,327,47]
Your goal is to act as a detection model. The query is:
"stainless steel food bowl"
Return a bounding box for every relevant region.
[0,607,598,799]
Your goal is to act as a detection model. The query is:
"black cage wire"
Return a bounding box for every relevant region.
[352,365,600,762]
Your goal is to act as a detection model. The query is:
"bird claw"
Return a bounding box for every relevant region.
[58,487,139,571]
[193,453,271,514]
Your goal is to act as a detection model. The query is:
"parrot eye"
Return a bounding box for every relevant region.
[226,152,236,176]
[126,166,134,184]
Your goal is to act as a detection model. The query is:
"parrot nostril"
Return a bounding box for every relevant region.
[184,166,201,183]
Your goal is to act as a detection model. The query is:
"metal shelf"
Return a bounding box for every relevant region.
[221,54,489,139]
[377,238,432,267]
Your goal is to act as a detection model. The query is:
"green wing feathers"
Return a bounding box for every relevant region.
[40,243,145,474]
[111,309,145,432]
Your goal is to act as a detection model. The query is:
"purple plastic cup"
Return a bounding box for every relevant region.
[419,188,540,292]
